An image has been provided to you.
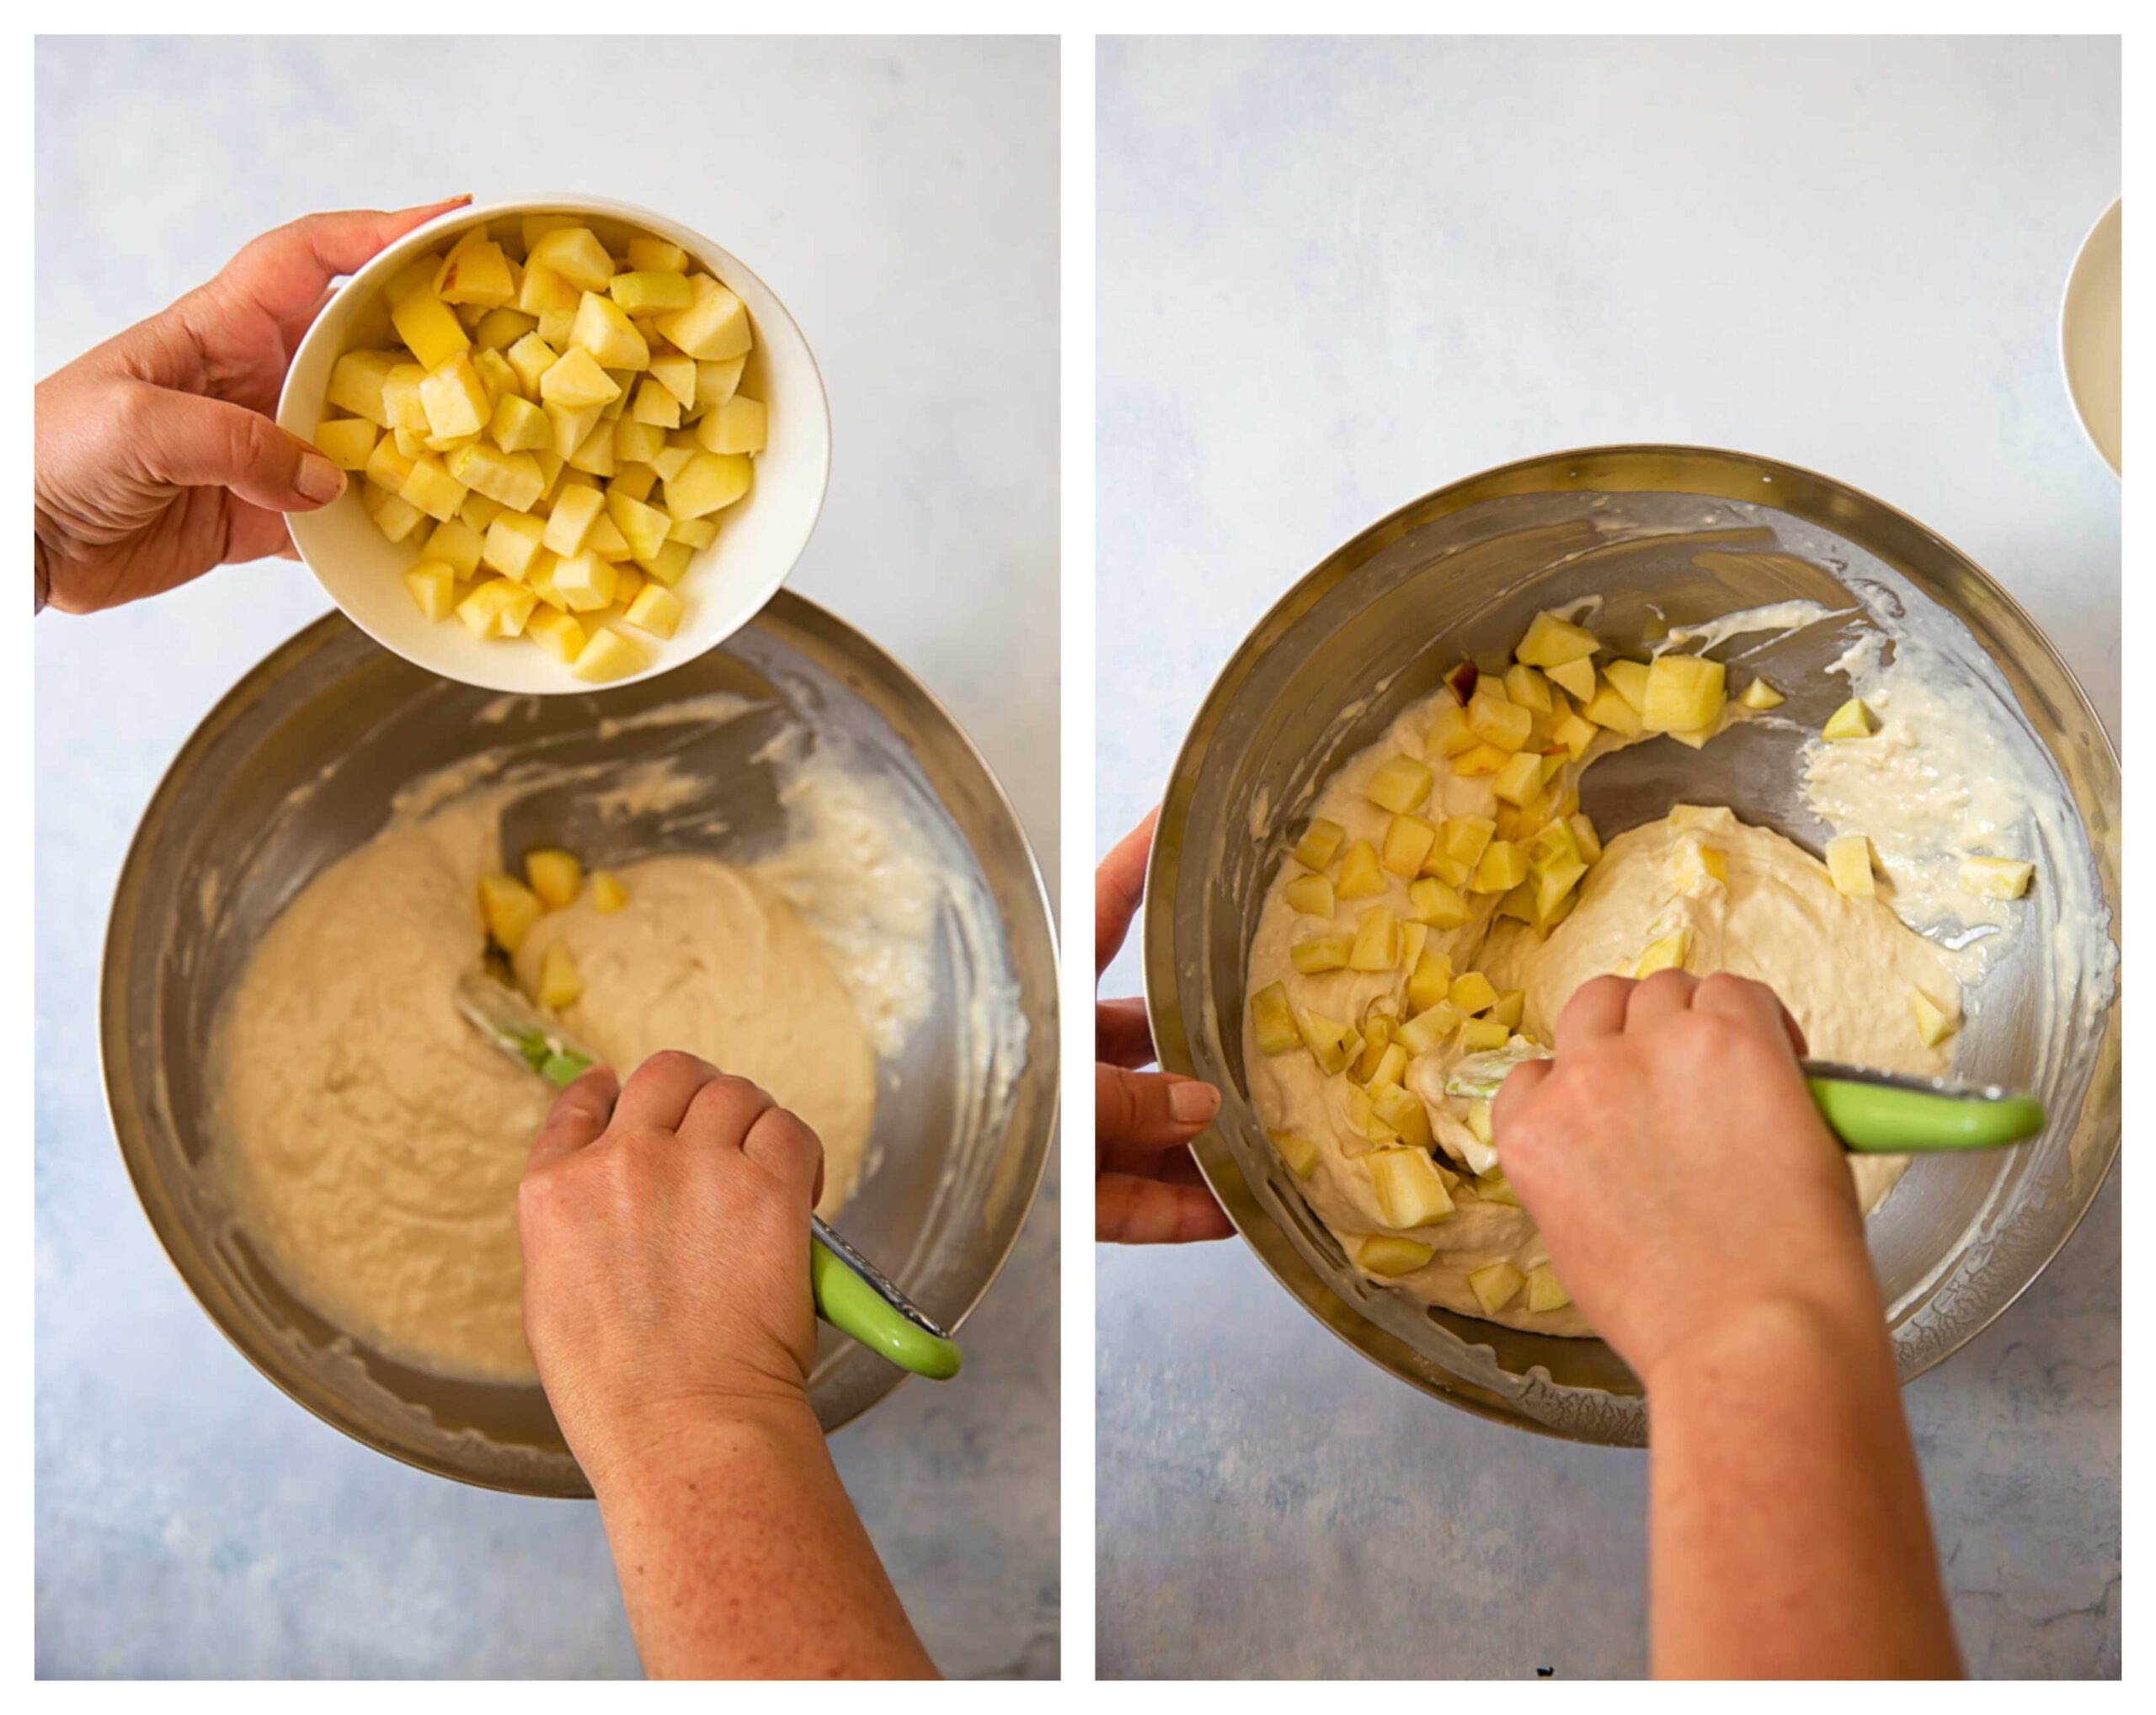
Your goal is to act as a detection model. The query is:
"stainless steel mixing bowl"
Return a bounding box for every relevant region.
[1145,446,2119,1445]
[103,594,1057,1496]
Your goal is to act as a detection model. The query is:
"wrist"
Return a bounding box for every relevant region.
[579,1381,820,1502]
[1636,1280,1891,1395]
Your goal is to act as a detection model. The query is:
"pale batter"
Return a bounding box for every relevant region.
[213,803,879,1385]
[1245,669,1962,1339]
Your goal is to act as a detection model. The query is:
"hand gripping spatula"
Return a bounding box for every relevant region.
[456,970,963,1380]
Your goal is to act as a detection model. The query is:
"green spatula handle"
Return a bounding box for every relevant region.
[1804,1068,2046,1153]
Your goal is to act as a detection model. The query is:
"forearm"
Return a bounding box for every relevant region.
[1646,1296,1961,1680]
[590,1395,937,1680]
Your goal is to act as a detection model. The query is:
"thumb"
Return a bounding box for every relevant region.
[128,382,347,514]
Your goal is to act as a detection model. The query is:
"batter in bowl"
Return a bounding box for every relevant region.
[1243,610,1986,1338]
[212,788,893,1386]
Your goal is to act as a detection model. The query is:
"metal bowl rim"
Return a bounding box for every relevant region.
[1143,441,2120,1435]
[99,591,1058,1493]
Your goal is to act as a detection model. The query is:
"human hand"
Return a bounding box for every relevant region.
[517,1051,825,1488]
[35,197,468,613]
[1096,809,1234,1242]
[1492,970,1881,1383]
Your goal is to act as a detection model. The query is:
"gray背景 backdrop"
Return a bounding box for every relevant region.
[1097,33,2118,1680]
[37,33,1058,1680]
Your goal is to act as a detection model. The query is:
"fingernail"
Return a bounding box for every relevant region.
[1169,1080,1219,1124]
[297,455,345,505]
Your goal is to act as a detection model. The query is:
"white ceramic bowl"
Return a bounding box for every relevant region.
[2059,195,2121,478]
[276,195,831,693]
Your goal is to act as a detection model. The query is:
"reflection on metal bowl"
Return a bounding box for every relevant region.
[102,594,1057,1496]
[1145,446,2118,1446]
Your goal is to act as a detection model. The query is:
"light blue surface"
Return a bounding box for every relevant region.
[36,35,1059,1680]
[1096,35,2118,1679]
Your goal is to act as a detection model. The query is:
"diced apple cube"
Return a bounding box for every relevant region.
[1476,1171,1521,1208]
[402,558,456,622]
[570,625,648,684]
[478,872,544,953]
[1294,932,1345,970]
[1406,949,1453,1012]
[391,290,471,371]
[474,307,538,352]
[628,377,682,429]
[695,355,747,407]
[1822,697,1880,740]
[457,576,538,639]
[1446,972,1496,1018]
[1959,856,2034,900]
[1545,655,1597,703]
[1642,654,1726,734]
[1457,1018,1508,1052]
[654,274,753,361]
[414,520,479,582]
[1296,1008,1352,1073]
[551,551,617,612]
[647,353,699,411]
[541,484,606,556]
[1568,812,1603,863]
[506,333,561,396]
[1524,1264,1571,1312]
[1738,676,1785,711]
[479,510,547,580]
[1251,980,1299,1055]
[1631,927,1693,977]
[1535,858,1588,921]
[527,227,616,294]
[1825,833,1876,897]
[526,606,587,663]
[1358,1235,1435,1277]
[1397,1003,1461,1057]
[1425,701,1476,759]
[626,236,688,273]
[1379,814,1437,877]
[1404,878,1465,932]
[1333,840,1385,899]
[609,270,696,315]
[524,847,584,909]
[534,942,583,1011]
[540,346,622,412]
[1470,839,1528,895]
[1502,663,1551,713]
[1467,1261,1524,1316]
[1369,1144,1453,1226]
[568,289,652,370]
[1347,907,1401,971]
[1293,817,1346,870]
[399,455,468,522]
[623,583,685,640]
[1269,1129,1321,1180]
[637,540,695,588]
[418,355,490,441]
[313,417,377,469]
[1516,611,1599,668]
[1492,750,1545,806]
[1283,874,1336,917]
[590,870,629,913]
[1451,741,1508,778]
[1909,987,1958,1048]
[1467,691,1533,752]
[1398,921,1428,973]
[489,393,551,453]
[1439,815,1494,870]
[327,350,402,425]
[664,451,753,518]
[1580,678,1643,735]
[360,481,427,543]
[1364,754,1432,815]
[697,394,767,455]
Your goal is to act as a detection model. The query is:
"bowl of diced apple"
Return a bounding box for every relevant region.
[278,196,830,693]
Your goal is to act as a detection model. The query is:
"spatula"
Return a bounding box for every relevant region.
[1444,1042,2045,1152]
[456,970,963,1380]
